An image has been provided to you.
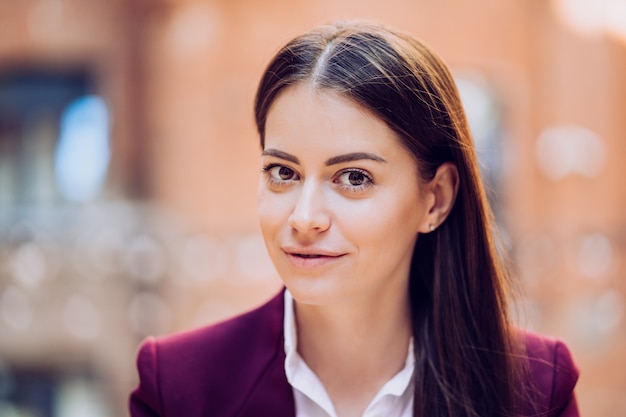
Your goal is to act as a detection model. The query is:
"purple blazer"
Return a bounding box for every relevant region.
[129,290,580,417]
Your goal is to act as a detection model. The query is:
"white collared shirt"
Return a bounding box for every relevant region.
[283,290,415,417]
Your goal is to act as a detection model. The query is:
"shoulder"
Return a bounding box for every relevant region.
[153,289,285,366]
[516,329,580,417]
[130,290,288,416]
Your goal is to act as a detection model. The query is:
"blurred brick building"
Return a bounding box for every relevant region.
[0,0,625,416]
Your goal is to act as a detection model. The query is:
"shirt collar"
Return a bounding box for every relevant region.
[283,289,415,415]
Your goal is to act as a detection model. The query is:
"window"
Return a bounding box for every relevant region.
[0,68,110,216]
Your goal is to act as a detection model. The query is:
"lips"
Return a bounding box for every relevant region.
[282,246,346,269]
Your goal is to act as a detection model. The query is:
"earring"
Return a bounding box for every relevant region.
[429,224,436,232]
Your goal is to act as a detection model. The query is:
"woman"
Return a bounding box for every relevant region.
[130,22,579,417]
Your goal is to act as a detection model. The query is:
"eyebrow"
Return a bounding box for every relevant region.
[261,149,300,164]
[262,148,386,166]
[325,152,387,166]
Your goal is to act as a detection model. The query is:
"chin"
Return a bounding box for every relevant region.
[283,277,347,307]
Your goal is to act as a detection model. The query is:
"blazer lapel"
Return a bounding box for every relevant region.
[235,289,296,417]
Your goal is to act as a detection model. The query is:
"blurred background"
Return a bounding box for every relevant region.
[0,0,625,416]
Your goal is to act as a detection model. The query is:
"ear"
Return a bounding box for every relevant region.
[418,162,459,233]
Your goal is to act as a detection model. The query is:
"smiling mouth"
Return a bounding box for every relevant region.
[281,246,346,268]
[284,250,345,268]
[290,253,345,259]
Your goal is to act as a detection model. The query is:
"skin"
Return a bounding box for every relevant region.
[257,82,458,417]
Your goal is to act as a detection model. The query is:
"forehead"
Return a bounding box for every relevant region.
[264,83,403,155]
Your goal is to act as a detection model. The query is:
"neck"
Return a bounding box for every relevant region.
[293,291,412,417]
[295,296,412,362]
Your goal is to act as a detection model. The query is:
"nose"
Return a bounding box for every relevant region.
[288,180,331,234]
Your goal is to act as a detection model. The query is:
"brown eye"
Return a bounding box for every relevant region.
[335,169,373,190]
[266,165,299,182]
[278,166,295,180]
[347,171,366,186]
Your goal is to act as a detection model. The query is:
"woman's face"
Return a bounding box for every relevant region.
[258,82,433,307]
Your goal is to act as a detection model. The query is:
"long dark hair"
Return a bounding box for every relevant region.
[254,22,520,417]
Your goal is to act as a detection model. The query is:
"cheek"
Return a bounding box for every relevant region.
[333,199,389,237]
[335,194,422,246]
